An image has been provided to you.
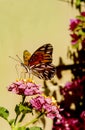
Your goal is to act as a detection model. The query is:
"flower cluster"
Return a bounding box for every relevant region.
[53,116,84,130]
[8,79,42,96]
[6,78,62,130]
[69,12,85,49]
[53,76,85,129]
[30,95,62,120]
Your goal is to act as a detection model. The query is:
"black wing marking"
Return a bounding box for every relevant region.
[31,63,56,80]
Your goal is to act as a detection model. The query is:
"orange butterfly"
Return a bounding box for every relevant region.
[22,43,56,80]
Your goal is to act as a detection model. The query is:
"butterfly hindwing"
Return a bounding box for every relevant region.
[31,63,56,80]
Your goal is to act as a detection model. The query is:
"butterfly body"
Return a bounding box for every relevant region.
[23,43,55,80]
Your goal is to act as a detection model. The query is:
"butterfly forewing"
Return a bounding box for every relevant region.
[23,50,31,66]
[28,44,53,66]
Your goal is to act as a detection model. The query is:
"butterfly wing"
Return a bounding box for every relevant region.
[28,43,53,66]
[23,43,55,80]
[23,50,31,66]
[30,63,56,80]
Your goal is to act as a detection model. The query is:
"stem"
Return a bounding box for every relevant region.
[23,112,44,127]
[19,113,25,122]
[14,114,19,125]
[22,95,26,104]
[14,95,26,125]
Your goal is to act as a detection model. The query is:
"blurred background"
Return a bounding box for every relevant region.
[0,0,79,129]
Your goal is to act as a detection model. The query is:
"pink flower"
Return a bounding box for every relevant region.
[30,95,62,120]
[81,12,85,17]
[70,33,81,45]
[30,96,45,111]
[69,13,85,48]
[46,105,61,119]
[8,79,41,96]
[80,111,85,121]
[69,19,80,31]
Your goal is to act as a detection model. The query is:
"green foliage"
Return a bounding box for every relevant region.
[13,127,42,130]
[61,0,85,11]
[0,106,9,120]
[11,125,42,130]
[9,119,15,125]
[15,105,21,115]
[28,126,42,130]
[75,0,81,8]
[15,103,32,115]
[19,104,32,114]
[12,127,26,130]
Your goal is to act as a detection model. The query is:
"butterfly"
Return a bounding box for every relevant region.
[22,43,56,80]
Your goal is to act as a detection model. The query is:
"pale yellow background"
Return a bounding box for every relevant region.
[0,0,78,130]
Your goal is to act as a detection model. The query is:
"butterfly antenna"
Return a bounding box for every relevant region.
[16,55,23,63]
[9,56,20,62]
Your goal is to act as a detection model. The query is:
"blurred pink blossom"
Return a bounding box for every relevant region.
[30,95,62,120]
[69,19,80,31]
[8,79,42,96]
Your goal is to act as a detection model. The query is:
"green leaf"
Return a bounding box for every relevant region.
[28,126,42,130]
[72,42,79,49]
[76,15,85,21]
[9,119,15,125]
[75,0,81,8]
[19,104,32,114]
[26,128,29,130]
[11,124,26,130]
[15,103,32,115]
[17,127,26,130]
[0,106,9,120]
[12,127,26,130]
[15,105,20,115]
